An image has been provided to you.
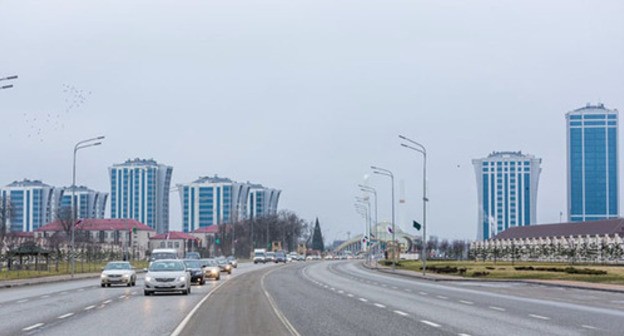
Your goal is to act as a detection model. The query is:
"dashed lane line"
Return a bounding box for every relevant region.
[421,320,441,327]
[84,305,96,311]
[102,300,112,304]
[17,299,28,303]
[489,306,506,312]
[374,303,386,308]
[22,323,44,331]
[582,325,598,330]
[394,310,409,317]
[347,294,354,298]
[40,295,50,299]
[459,300,474,305]
[359,298,368,302]
[58,313,74,319]
[437,296,448,300]
[529,314,551,320]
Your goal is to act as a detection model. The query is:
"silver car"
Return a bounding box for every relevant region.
[144,260,191,296]
[101,261,136,287]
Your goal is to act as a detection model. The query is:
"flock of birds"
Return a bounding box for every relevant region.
[22,84,92,142]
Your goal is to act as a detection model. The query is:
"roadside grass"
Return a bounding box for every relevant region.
[394,260,624,285]
[0,260,149,281]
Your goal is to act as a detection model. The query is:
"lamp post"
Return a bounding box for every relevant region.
[371,165,396,271]
[0,75,17,90]
[399,135,428,276]
[354,204,368,253]
[355,196,371,254]
[359,185,377,265]
[71,136,105,277]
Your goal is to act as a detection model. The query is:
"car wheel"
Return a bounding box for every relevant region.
[217,275,220,281]
[144,290,150,296]
[101,283,105,288]
[107,283,111,287]
[228,270,231,274]
[127,282,132,287]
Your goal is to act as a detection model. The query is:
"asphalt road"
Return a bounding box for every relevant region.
[0,262,272,336]
[5,261,624,336]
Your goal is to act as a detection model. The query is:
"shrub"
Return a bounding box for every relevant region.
[485,267,495,270]
[472,271,490,277]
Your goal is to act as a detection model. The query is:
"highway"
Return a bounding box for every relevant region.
[3,261,624,335]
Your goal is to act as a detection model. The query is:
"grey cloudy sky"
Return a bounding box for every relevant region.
[1,0,623,242]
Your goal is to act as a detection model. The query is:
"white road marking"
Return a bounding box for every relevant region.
[458,333,472,336]
[17,299,28,303]
[103,300,112,304]
[529,314,551,320]
[421,320,441,327]
[582,325,598,330]
[374,303,386,308]
[489,306,506,312]
[419,291,428,295]
[359,298,368,302]
[394,310,409,317]
[405,289,412,292]
[58,313,74,319]
[347,294,354,298]
[40,295,50,299]
[22,323,44,331]
[437,295,448,300]
[382,284,388,287]
[338,290,344,294]
[459,300,474,305]
[131,291,137,295]
[118,295,126,299]
[84,305,96,311]
[330,288,335,291]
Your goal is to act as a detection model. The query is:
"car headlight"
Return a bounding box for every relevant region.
[101,274,107,278]
[178,276,186,282]
[145,276,153,282]
[122,274,130,278]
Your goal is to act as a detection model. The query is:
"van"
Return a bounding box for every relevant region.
[253,248,266,264]
[149,248,179,265]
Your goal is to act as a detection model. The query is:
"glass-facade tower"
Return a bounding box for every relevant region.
[109,159,173,234]
[567,103,619,222]
[0,179,57,232]
[473,152,542,240]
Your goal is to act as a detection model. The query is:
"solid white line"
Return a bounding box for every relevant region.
[17,299,28,303]
[489,306,506,312]
[359,298,368,302]
[22,323,44,331]
[58,313,74,319]
[459,300,474,305]
[84,305,96,311]
[421,320,441,327]
[394,310,409,317]
[582,325,598,330]
[529,314,551,320]
[259,267,302,336]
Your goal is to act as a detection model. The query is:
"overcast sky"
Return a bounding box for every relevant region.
[1,0,623,242]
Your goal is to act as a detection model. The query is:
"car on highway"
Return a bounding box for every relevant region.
[227,255,238,268]
[101,261,136,287]
[185,252,201,259]
[265,251,276,263]
[253,249,267,264]
[216,257,233,274]
[183,259,206,285]
[275,251,286,263]
[144,259,192,296]
[200,259,221,281]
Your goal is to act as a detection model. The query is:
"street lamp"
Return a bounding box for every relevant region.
[355,196,371,250]
[359,185,377,265]
[399,134,428,276]
[71,136,105,277]
[371,165,396,271]
[0,75,18,90]
[354,203,369,253]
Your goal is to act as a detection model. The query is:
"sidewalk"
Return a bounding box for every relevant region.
[0,272,100,289]
[362,261,624,294]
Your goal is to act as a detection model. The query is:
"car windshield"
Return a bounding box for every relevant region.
[148,261,185,272]
[201,259,217,267]
[183,260,201,268]
[104,263,131,270]
[254,252,265,257]
[151,252,177,260]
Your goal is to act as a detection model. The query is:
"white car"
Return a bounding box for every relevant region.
[144,260,191,296]
[101,261,136,287]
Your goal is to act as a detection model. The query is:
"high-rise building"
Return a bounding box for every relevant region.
[566,103,619,222]
[177,176,250,233]
[473,151,542,240]
[109,159,173,234]
[247,184,281,219]
[59,186,108,219]
[0,179,57,232]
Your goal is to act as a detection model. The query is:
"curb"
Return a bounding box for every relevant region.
[0,273,101,289]
[361,262,624,294]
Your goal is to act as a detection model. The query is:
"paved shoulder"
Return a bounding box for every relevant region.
[179,266,292,336]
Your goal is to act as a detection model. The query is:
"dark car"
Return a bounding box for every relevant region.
[275,251,287,263]
[183,259,206,285]
[216,257,232,274]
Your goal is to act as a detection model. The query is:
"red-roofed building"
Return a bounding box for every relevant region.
[149,231,200,257]
[35,219,155,259]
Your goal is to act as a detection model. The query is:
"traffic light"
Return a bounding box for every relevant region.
[216,238,221,245]
[132,227,137,234]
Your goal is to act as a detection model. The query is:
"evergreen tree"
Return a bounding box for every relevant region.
[311,218,324,252]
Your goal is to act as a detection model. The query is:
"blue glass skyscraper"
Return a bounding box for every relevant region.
[109,159,173,234]
[567,103,619,222]
[473,152,542,240]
